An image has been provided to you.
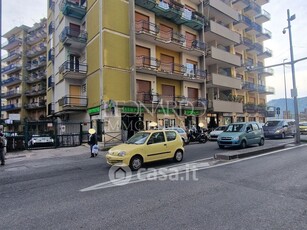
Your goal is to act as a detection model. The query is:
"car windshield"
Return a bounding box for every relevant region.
[225,124,245,132]
[126,132,150,144]
[264,121,281,127]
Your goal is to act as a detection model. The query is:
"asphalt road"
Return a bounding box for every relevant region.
[0,138,306,229]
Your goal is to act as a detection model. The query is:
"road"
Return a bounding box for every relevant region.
[0,139,306,229]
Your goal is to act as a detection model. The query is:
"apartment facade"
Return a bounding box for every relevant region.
[1,19,47,124]
[48,0,273,140]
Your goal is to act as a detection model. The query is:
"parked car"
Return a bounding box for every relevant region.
[106,130,184,171]
[28,134,54,147]
[299,122,307,135]
[208,126,227,141]
[262,119,296,139]
[217,122,264,149]
[165,127,188,144]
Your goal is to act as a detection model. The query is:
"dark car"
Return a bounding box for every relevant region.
[262,119,296,139]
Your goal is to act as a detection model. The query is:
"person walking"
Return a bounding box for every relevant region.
[0,133,6,166]
[88,128,98,158]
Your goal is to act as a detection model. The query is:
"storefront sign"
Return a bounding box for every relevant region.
[122,106,144,113]
[88,106,100,115]
[184,110,201,116]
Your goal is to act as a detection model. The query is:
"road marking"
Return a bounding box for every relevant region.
[80,144,307,192]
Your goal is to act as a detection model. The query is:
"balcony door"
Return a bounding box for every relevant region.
[69,85,81,106]
[69,54,80,72]
[160,54,174,73]
[136,45,150,67]
[135,12,149,32]
[162,84,175,104]
[188,87,198,106]
[69,23,80,37]
[137,80,151,103]
[160,24,172,41]
[186,32,196,48]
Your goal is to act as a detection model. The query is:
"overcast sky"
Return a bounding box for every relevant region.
[1,0,307,100]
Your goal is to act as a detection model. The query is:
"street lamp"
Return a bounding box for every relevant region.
[283,9,300,144]
[283,58,288,119]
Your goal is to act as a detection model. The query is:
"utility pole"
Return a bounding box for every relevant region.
[283,58,288,119]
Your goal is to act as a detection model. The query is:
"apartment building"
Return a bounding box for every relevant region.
[1,19,47,124]
[48,0,273,141]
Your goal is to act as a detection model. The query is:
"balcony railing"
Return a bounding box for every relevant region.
[1,51,22,62]
[60,26,88,47]
[26,56,47,71]
[136,92,160,104]
[58,95,88,107]
[255,9,271,24]
[25,72,47,83]
[24,101,46,110]
[1,103,22,111]
[258,47,272,59]
[242,82,257,91]
[59,61,88,78]
[1,37,22,50]
[191,40,206,51]
[135,20,159,35]
[1,64,22,74]
[234,14,252,30]
[26,43,47,58]
[60,0,87,20]
[258,85,275,94]
[25,87,46,96]
[244,1,261,17]
[1,76,22,86]
[1,89,22,98]
[256,28,272,42]
[26,29,47,45]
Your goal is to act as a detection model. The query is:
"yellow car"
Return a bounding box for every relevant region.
[106,130,184,170]
[299,122,307,135]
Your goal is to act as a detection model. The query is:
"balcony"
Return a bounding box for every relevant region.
[206,46,241,68]
[258,47,272,60]
[60,27,88,49]
[258,85,275,94]
[26,43,47,58]
[232,0,250,11]
[244,1,261,18]
[207,73,242,90]
[1,89,22,99]
[26,30,47,46]
[203,0,239,24]
[235,36,253,52]
[242,82,257,92]
[24,101,46,110]
[58,95,88,110]
[25,71,47,84]
[205,20,240,46]
[245,21,262,36]
[255,9,271,24]
[59,61,87,80]
[256,28,272,42]
[259,67,274,77]
[1,104,22,111]
[1,64,22,75]
[1,51,22,62]
[60,0,86,20]
[233,14,252,30]
[136,92,160,104]
[26,56,47,71]
[208,99,243,113]
[25,87,46,97]
[1,75,22,87]
[135,0,205,31]
[244,103,257,113]
[1,37,22,50]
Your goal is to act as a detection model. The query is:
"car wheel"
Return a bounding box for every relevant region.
[129,155,143,171]
[173,150,183,162]
[218,145,224,149]
[259,138,265,146]
[181,138,186,146]
[240,140,246,149]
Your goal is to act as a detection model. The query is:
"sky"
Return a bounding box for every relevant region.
[1,0,307,101]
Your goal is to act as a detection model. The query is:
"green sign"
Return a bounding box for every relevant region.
[88,106,100,115]
[157,108,174,114]
[184,109,201,116]
[122,107,145,113]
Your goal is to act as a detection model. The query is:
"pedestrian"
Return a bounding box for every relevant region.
[0,133,6,166]
[88,128,98,158]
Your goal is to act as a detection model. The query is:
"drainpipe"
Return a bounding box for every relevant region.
[130,1,136,102]
[99,0,104,124]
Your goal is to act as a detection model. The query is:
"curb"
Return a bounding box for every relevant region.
[214,142,293,160]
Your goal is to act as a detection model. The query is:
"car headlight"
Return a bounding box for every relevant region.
[275,130,281,134]
[118,151,126,157]
[233,136,240,141]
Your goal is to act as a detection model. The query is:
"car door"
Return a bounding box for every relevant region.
[145,131,170,162]
[245,124,255,145]
[165,131,178,158]
[252,123,261,143]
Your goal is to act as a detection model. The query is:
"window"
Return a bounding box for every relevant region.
[166,131,176,141]
[148,132,165,144]
[252,123,259,130]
